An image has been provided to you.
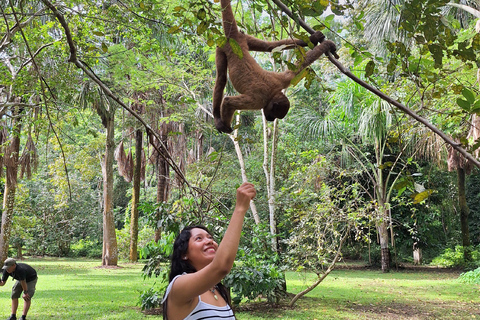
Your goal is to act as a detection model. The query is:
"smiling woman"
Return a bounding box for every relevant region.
[161,182,256,320]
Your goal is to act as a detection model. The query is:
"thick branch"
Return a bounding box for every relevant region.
[272,0,480,169]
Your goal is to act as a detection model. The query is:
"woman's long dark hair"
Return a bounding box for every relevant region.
[163,225,234,320]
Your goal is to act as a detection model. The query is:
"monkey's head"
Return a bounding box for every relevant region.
[264,92,290,122]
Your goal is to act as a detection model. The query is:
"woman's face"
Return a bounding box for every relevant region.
[185,228,218,270]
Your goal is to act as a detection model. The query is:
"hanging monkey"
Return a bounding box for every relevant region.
[213,0,337,133]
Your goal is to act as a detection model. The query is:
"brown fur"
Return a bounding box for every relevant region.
[213,0,337,133]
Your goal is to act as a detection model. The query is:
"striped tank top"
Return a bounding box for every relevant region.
[162,274,235,320]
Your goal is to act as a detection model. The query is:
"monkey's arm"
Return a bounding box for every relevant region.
[290,40,337,77]
[246,31,325,52]
[221,0,239,39]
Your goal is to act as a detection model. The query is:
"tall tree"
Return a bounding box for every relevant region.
[129,129,143,262]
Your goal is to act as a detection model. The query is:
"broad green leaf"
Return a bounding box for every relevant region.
[217,36,227,48]
[229,38,243,59]
[365,60,375,78]
[174,6,185,12]
[457,98,471,112]
[472,100,480,113]
[197,21,208,35]
[168,26,180,34]
[413,190,433,204]
[92,31,104,36]
[320,0,329,6]
[101,42,108,53]
[462,88,475,104]
[472,33,480,51]
[197,9,206,20]
[290,68,308,87]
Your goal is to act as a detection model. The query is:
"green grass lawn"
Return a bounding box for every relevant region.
[0,258,478,319]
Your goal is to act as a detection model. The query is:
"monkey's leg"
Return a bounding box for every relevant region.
[216,94,259,133]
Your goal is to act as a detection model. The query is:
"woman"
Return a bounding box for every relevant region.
[162,182,256,320]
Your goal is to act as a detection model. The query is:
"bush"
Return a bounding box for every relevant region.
[116,225,155,260]
[69,238,102,258]
[458,267,480,284]
[224,262,286,305]
[138,286,163,310]
[430,245,480,269]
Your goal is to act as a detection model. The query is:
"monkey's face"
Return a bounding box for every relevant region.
[264,92,290,121]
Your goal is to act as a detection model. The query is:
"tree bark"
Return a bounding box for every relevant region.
[457,167,471,261]
[230,113,260,224]
[154,126,169,242]
[129,129,142,262]
[102,112,118,266]
[0,114,22,261]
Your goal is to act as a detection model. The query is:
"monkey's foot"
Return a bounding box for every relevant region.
[215,118,233,134]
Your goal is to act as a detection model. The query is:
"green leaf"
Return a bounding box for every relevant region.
[92,31,104,36]
[101,42,108,53]
[472,100,480,113]
[229,38,243,59]
[217,36,227,48]
[197,21,208,35]
[365,60,375,78]
[413,190,433,204]
[472,33,480,51]
[457,98,471,112]
[197,8,206,20]
[168,26,181,34]
[462,88,475,104]
[290,68,308,87]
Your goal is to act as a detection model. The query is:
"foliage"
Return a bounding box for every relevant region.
[458,267,480,284]
[281,156,370,272]
[138,286,163,311]
[224,260,286,305]
[116,225,155,260]
[69,238,102,258]
[430,245,480,269]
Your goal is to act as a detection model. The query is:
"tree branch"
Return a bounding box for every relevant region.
[40,0,190,187]
[272,0,480,169]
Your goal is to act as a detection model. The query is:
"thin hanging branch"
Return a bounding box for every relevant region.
[8,0,73,198]
[40,0,190,187]
[271,0,480,169]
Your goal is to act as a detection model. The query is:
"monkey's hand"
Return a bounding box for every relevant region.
[309,31,325,46]
[326,40,339,59]
[215,118,233,134]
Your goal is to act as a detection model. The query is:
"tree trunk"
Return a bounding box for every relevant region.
[457,167,471,261]
[378,219,390,273]
[230,113,260,224]
[102,113,118,266]
[0,115,21,261]
[266,118,279,252]
[154,127,169,242]
[129,129,142,262]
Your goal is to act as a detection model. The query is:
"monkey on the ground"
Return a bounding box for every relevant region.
[213,0,337,133]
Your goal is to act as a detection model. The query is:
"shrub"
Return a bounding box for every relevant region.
[458,267,480,284]
[116,225,155,260]
[138,286,163,310]
[69,238,102,258]
[224,262,286,305]
[430,245,480,269]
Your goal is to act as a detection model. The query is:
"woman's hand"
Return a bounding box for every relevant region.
[235,182,256,211]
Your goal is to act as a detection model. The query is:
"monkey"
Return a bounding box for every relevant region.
[213,0,337,133]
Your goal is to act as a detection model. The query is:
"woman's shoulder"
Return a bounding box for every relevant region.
[161,273,185,303]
